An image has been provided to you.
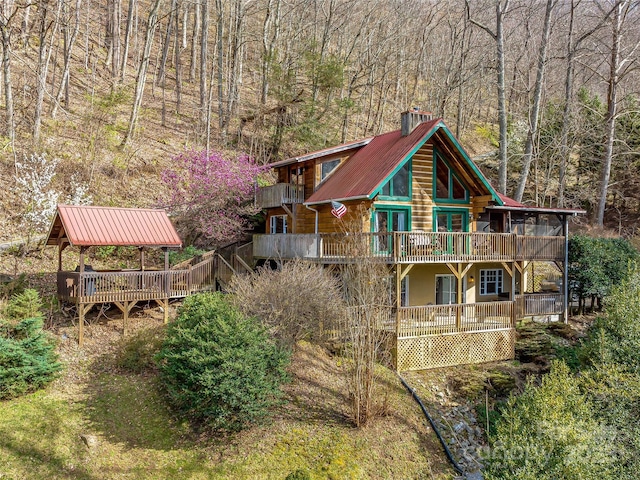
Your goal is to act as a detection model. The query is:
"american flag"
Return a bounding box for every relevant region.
[331,200,347,219]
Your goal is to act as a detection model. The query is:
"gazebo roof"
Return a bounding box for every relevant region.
[46,205,182,248]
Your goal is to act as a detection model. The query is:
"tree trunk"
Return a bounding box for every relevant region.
[122,0,162,146]
[120,0,136,81]
[466,0,511,194]
[0,21,15,146]
[495,0,509,194]
[34,0,62,144]
[596,24,620,225]
[514,0,555,203]
[199,0,209,134]
[52,0,81,117]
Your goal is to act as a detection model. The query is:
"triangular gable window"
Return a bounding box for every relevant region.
[434,153,468,202]
[379,161,411,200]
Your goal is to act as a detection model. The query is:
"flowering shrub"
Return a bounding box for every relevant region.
[15,153,91,235]
[161,150,266,246]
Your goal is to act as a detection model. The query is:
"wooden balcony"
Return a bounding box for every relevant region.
[253,231,565,263]
[256,183,305,209]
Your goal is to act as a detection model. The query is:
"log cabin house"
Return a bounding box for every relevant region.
[253,110,584,371]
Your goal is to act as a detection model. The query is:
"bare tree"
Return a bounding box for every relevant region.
[596,0,639,225]
[121,0,162,146]
[52,0,81,117]
[337,208,392,427]
[514,0,556,203]
[466,0,511,194]
[119,0,136,81]
[33,0,62,143]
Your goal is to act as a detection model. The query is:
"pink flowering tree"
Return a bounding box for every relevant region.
[161,150,267,246]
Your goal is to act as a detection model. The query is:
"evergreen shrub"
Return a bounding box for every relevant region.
[155,292,290,432]
[0,292,62,399]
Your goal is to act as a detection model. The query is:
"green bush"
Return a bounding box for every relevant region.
[155,292,290,432]
[168,245,206,266]
[580,263,640,371]
[0,316,62,399]
[484,361,619,479]
[568,235,639,312]
[4,289,42,321]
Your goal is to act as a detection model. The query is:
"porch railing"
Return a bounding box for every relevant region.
[515,293,564,316]
[397,301,514,337]
[253,231,565,263]
[256,183,305,209]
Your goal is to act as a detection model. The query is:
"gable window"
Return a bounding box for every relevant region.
[320,159,340,182]
[380,161,410,199]
[479,269,503,295]
[434,153,468,202]
[270,215,288,234]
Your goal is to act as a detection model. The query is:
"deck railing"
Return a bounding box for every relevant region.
[515,293,564,316]
[57,253,219,304]
[253,231,564,263]
[397,301,514,337]
[256,183,305,209]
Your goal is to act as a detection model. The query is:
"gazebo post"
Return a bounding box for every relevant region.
[139,247,145,271]
[78,246,88,345]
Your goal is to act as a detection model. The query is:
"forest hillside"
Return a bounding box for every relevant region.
[1,0,639,243]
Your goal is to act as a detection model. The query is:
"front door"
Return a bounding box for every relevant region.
[435,274,457,305]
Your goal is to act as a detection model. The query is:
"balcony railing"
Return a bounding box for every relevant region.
[256,183,305,209]
[253,231,564,263]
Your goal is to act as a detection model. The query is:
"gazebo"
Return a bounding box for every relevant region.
[46,205,205,344]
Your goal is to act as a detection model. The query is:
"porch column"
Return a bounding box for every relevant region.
[563,215,570,324]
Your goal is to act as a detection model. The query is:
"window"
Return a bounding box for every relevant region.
[270,215,287,234]
[479,269,503,295]
[320,159,340,182]
[290,166,304,185]
[434,153,468,202]
[380,162,410,199]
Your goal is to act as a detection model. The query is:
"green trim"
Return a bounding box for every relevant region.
[371,205,412,231]
[432,148,470,204]
[374,160,412,201]
[439,127,503,205]
[368,122,442,200]
[432,206,469,232]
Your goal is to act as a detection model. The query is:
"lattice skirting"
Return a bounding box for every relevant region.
[396,329,515,371]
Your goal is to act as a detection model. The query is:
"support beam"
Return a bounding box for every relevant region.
[113,300,139,335]
[77,303,94,346]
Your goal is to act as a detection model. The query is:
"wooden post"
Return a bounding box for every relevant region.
[79,304,84,345]
[139,247,145,271]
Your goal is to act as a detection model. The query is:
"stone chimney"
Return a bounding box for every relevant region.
[401,107,433,136]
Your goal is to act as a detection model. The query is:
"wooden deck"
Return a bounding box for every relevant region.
[57,254,216,304]
[253,232,565,263]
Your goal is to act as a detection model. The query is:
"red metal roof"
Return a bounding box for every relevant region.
[46,205,182,247]
[306,119,441,204]
[497,193,526,208]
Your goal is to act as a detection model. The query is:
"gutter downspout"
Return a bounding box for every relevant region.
[305,204,320,258]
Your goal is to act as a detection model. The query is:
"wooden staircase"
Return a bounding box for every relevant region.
[214,241,255,290]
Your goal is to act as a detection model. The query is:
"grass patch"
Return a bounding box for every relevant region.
[0,338,452,479]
